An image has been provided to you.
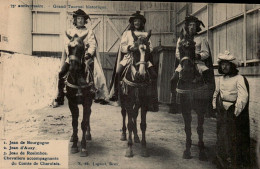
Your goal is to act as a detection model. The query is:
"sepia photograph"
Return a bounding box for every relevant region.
[0,1,260,169]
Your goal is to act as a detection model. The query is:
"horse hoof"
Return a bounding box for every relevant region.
[120,133,126,141]
[86,134,92,140]
[141,147,149,157]
[71,147,79,154]
[80,148,88,157]
[125,147,133,158]
[134,135,140,143]
[199,150,208,161]
[182,150,192,159]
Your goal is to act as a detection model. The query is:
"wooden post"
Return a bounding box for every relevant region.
[243,4,247,67]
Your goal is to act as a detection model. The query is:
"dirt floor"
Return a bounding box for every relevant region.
[3,100,259,169]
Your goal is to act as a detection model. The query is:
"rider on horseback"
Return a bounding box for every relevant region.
[109,11,156,101]
[53,9,97,107]
[169,15,214,114]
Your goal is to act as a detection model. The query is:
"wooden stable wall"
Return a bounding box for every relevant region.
[176,3,260,140]
[32,0,176,86]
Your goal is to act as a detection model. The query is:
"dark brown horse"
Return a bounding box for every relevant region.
[120,30,153,157]
[65,31,95,157]
[176,28,210,161]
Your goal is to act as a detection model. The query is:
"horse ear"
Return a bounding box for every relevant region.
[65,31,72,40]
[146,30,152,40]
[180,28,185,39]
[131,31,138,41]
[79,32,88,41]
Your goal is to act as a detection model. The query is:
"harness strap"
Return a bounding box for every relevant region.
[65,80,93,89]
[122,77,149,88]
[176,84,208,94]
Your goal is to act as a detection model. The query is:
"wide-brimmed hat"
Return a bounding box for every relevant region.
[217,50,239,67]
[73,9,90,20]
[184,15,205,32]
[129,11,146,24]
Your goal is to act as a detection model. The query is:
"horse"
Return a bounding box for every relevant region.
[119,30,153,157]
[65,31,95,157]
[176,28,210,161]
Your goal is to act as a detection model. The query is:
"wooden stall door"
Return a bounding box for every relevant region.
[101,15,130,86]
[67,14,130,87]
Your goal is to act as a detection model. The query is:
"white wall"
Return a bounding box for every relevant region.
[1,53,60,113]
[0,0,32,54]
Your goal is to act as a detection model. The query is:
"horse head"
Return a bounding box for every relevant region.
[65,31,89,88]
[66,31,88,63]
[131,30,152,81]
[178,28,198,83]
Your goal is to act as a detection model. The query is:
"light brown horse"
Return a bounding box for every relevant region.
[120,30,153,157]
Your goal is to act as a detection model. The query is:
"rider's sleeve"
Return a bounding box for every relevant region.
[175,38,181,60]
[121,31,129,53]
[199,38,210,60]
[212,77,220,110]
[86,29,97,56]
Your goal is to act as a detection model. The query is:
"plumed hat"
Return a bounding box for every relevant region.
[129,11,146,24]
[184,15,205,32]
[73,9,90,20]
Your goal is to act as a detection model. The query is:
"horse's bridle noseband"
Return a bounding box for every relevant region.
[135,61,148,66]
[180,56,193,66]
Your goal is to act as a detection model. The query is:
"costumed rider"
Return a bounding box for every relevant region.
[169,15,215,114]
[53,9,109,107]
[109,11,157,101]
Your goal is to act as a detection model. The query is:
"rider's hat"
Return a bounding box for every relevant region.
[129,11,146,24]
[73,9,90,20]
[184,15,205,32]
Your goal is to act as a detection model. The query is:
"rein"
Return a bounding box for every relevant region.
[135,61,148,66]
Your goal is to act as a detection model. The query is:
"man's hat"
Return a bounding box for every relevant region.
[129,11,146,24]
[73,9,90,20]
[217,50,239,67]
[184,15,205,32]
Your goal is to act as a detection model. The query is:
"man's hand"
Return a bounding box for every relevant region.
[85,53,92,60]
[128,45,138,52]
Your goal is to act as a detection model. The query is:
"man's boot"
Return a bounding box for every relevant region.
[53,78,65,108]
[168,91,179,114]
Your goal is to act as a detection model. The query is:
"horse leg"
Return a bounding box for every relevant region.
[140,105,149,157]
[68,99,79,154]
[80,95,92,157]
[120,108,127,141]
[133,104,140,143]
[182,106,192,159]
[197,110,207,161]
[125,105,134,157]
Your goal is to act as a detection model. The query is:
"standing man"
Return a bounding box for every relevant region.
[213,51,250,168]
[169,15,215,114]
[53,9,108,107]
